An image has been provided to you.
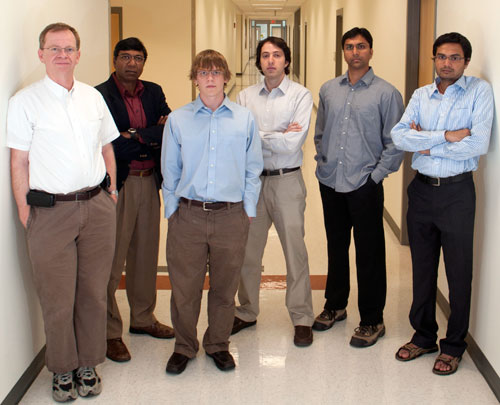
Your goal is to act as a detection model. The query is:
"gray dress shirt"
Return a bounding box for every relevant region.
[314,68,404,192]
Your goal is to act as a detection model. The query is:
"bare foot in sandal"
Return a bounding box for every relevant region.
[395,342,438,361]
[433,353,462,375]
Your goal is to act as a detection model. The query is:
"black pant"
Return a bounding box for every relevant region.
[407,175,475,357]
[319,179,386,326]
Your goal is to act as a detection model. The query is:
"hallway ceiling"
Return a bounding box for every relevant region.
[231,0,306,17]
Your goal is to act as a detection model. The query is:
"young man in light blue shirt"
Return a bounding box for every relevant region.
[161,49,263,375]
[392,32,494,375]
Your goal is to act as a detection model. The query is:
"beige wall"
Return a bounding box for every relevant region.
[0,1,110,401]
[435,0,500,376]
[109,0,192,110]
[300,0,407,230]
[195,0,242,93]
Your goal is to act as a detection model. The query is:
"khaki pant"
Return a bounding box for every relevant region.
[236,169,314,326]
[107,174,160,339]
[166,200,249,357]
[27,191,116,373]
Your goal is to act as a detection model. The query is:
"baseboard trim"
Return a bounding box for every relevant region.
[383,207,401,241]
[436,289,500,402]
[2,346,45,405]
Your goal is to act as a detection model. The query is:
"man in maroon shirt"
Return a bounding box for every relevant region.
[96,37,173,362]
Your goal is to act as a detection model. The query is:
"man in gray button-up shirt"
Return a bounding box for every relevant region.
[313,27,404,348]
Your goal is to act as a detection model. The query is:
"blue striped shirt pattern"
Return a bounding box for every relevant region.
[391,75,494,177]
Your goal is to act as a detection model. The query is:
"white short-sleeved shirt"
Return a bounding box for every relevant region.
[7,76,119,194]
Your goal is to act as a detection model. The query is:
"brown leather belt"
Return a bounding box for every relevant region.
[261,167,300,176]
[416,171,472,187]
[129,168,154,177]
[55,186,101,201]
[180,197,241,211]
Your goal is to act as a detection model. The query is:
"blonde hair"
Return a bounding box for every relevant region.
[39,22,80,50]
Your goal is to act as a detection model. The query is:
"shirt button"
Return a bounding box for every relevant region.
[344,117,348,120]
[339,161,343,164]
[210,164,214,167]
[342,132,346,135]
[209,181,213,184]
[340,147,344,150]
[211,147,215,150]
[347,102,351,105]
[212,130,215,133]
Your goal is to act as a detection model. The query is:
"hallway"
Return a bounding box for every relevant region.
[19,63,498,405]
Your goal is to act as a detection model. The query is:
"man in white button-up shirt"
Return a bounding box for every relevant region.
[7,23,119,402]
[232,37,315,347]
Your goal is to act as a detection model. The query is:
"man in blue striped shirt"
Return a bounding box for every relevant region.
[162,50,263,375]
[391,32,494,375]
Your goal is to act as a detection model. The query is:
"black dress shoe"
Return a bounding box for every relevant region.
[231,317,257,335]
[294,325,313,347]
[166,352,190,375]
[206,351,235,371]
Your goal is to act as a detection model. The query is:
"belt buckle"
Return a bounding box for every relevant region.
[432,177,441,187]
[202,202,213,211]
[74,192,85,201]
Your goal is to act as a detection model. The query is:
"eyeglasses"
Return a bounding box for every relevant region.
[42,47,77,55]
[197,70,223,78]
[118,54,145,63]
[432,55,466,62]
[344,43,369,51]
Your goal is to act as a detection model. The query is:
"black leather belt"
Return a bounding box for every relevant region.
[180,198,241,211]
[262,167,300,176]
[416,171,472,187]
[55,186,101,201]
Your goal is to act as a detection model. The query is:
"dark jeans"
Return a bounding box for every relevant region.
[407,175,475,357]
[319,178,386,326]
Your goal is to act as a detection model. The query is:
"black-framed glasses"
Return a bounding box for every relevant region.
[118,54,145,63]
[432,55,466,62]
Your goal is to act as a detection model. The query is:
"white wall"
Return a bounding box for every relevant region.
[0,0,110,401]
[300,0,407,229]
[110,0,192,110]
[196,0,242,93]
[436,0,500,375]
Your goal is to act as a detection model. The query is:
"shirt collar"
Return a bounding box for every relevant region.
[340,67,375,87]
[112,72,144,98]
[193,94,233,114]
[429,74,467,98]
[258,74,290,95]
[43,75,76,99]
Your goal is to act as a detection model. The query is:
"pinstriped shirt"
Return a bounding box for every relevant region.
[391,75,494,177]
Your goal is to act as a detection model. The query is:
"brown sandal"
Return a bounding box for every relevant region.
[395,342,438,362]
[432,353,462,375]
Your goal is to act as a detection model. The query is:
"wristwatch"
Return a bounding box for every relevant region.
[128,128,138,140]
[109,190,119,196]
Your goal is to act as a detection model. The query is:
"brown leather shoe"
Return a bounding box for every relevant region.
[294,325,313,347]
[166,352,190,375]
[206,351,235,371]
[106,338,131,362]
[231,317,257,335]
[129,321,175,339]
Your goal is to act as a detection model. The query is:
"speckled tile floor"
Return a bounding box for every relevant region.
[19,63,498,405]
